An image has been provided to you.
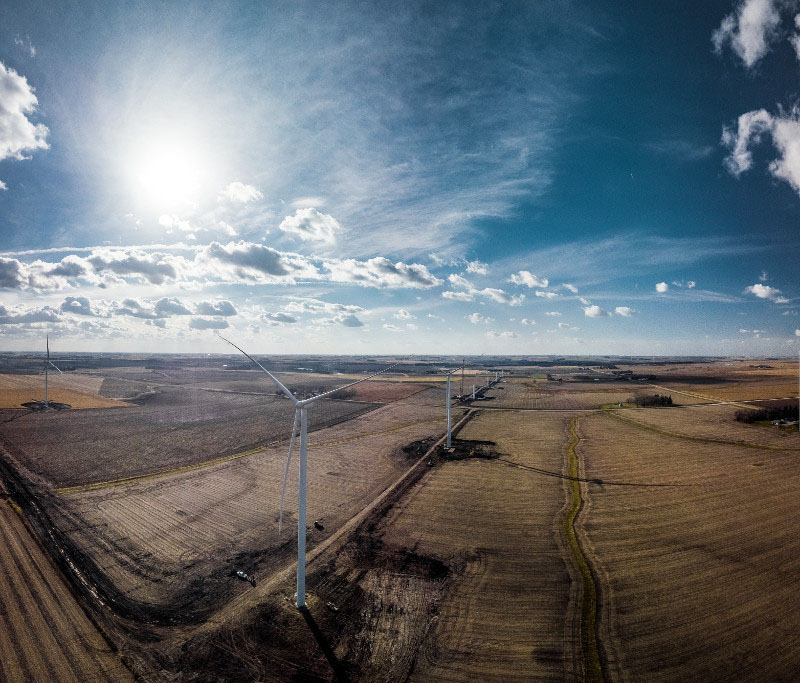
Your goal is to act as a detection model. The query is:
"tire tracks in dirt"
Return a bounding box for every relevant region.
[562,416,606,682]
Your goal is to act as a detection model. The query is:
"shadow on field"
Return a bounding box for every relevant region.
[496,457,689,487]
[300,605,350,682]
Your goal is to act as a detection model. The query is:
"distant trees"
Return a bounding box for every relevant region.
[735,404,797,424]
[630,394,673,407]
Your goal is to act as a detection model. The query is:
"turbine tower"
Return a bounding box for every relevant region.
[219,336,397,607]
[444,362,466,448]
[43,335,63,407]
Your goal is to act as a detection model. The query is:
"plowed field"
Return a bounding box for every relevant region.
[0,373,130,409]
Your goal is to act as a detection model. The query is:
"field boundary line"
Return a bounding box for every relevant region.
[563,417,605,682]
[643,382,756,409]
[603,408,800,451]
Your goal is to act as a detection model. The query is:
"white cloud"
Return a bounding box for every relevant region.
[671,280,697,289]
[448,273,474,290]
[0,180,7,190]
[656,282,669,293]
[509,270,548,288]
[795,329,800,336]
[283,298,363,315]
[535,290,559,299]
[509,294,525,307]
[332,313,364,327]
[395,309,415,320]
[0,62,49,162]
[279,207,341,244]
[712,0,782,68]
[478,287,510,304]
[383,323,403,332]
[722,107,800,197]
[760,270,768,281]
[468,312,490,324]
[544,311,561,317]
[14,36,36,58]
[562,283,578,293]
[195,299,237,316]
[0,304,60,324]
[261,312,298,325]
[219,181,263,203]
[579,297,592,306]
[745,283,789,303]
[520,318,536,325]
[487,330,517,338]
[189,317,229,330]
[465,260,488,275]
[441,290,474,302]
[615,306,636,317]
[583,305,610,317]
[687,280,696,288]
[323,256,442,288]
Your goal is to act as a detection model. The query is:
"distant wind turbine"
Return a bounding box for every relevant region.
[219,335,397,607]
[445,362,466,448]
[44,335,63,407]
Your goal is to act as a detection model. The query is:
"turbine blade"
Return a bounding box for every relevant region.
[279,409,300,534]
[48,361,63,375]
[218,335,298,404]
[46,335,50,361]
[304,362,400,402]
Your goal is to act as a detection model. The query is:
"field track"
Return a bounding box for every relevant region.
[0,488,132,682]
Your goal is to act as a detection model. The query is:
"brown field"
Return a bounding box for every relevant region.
[1,357,799,680]
[49,402,443,621]
[0,486,132,682]
[0,373,131,409]
[575,410,800,680]
[0,386,379,487]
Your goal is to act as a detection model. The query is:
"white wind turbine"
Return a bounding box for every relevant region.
[444,362,466,448]
[219,336,398,607]
[43,335,63,408]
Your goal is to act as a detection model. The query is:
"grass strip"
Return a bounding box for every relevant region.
[563,417,605,682]
[604,409,800,451]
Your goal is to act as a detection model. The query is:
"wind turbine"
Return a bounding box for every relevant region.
[219,336,398,607]
[43,335,63,408]
[445,362,466,448]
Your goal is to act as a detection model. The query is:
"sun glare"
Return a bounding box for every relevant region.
[129,136,207,210]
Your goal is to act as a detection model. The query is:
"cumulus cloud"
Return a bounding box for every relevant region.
[60,296,104,317]
[195,299,237,316]
[796,328,800,336]
[189,317,229,330]
[202,241,292,278]
[584,305,610,317]
[0,62,49,163]
[219,181,263,203]
[468,312,490,324]
[332,313,364,327]
[448,273,474,290]
[722,107,800,196]
[0,303,60,324]
[520,318,536,325]
[615,306,636,317]
[656,282,669,293]
[509,270,548,288]
[487,330,517,338]
[324,257,442,288]
[479,287,511,304]
[442,291,475,302]
[395,309,415,320]
[154,297,192,316]
[465,260,488,275]
[562,283,578,293]
[88,249,179,285]
[544,311,561,317]
[0,180,7,190]
[712,0,782,68]
[745,283,789,303]
[383,323,403,332]
[279,208,341,244]
[535,290,559,299]
[0,257,26,288]
[115,298,159,319]
[261,312,298,325]
[283,298,363,315]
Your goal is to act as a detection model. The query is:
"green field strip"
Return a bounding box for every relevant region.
[604,408,800,451]
[563,417,605,682]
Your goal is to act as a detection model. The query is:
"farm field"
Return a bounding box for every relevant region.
[0,355,799,680]
[576,410,800,680]
[0,385,380,488]
[0,485,132,682]
[50,402,443,621]
[0,373,131,409]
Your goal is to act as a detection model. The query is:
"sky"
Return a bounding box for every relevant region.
[0,0,798,356]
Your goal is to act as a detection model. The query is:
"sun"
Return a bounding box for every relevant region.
[128,134,208,210]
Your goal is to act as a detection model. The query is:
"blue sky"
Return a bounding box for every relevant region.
[0,0,798,355]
